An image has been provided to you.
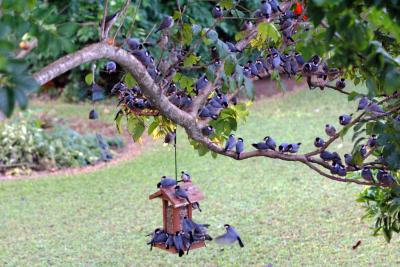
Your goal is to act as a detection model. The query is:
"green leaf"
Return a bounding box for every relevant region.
[85,73,94,85]
[244,77,255,99]
[0,87,15,117]
[14,87,28,110]
[182,24,193,45]
[224,55,236,76]
[115,110,123,134]
[127,116,145,142]
[124,73,137,88]
[183,54,199,67]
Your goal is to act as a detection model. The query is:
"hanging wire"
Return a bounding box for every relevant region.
[174,128,178,181]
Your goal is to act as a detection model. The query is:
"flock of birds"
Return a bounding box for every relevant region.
[148,173,244,257]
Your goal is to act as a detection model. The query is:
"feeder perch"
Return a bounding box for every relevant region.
[149,181,206,253]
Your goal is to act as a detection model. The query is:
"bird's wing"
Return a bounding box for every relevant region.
[215,233,237,245]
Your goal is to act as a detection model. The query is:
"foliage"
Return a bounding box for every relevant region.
[0,112,123,175]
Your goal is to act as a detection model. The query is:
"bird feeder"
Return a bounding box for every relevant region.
[149,181,206,253]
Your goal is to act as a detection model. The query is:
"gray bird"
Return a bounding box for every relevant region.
[236,138,244,159]
[325,124,336,137]
[164,131,176,145]
[182,216,195,242]
[243,66,252,78]
[106,61,117,73]
[320,150,335,161]
[241,20,254,31]
[202,126,215,136]
[272,53,281,69]
[165,233,174,249]
[212,5,223,18]
[261,0,272,18]
[295,52,305,66]
[360,145,367,158]
[344,154,355,167]
[181,171,191,182]
[127,38,140,51]
[252,140,269,150]
[290,56,298,75]
[224,134,236,152]
[198,106,218,120]
[157,176,177,188]
[265,136,277,150]
[288,143,301,153]
[361,167,373,181]
[279,143,289,152]
[175,185,190,204]
[314,137,325,148]
[336,78,346,90]
[226,42,240,53]
[339,114,352,125]
[367,135,377,147]
[155,15,174,33]
[377,170,395,185]
[366,102,386,115]
[100,11,121,40]
[357,96,369,111]
[148,228,168,251]
[192,202,202,212]
[338,165,347,177]
[132,49,153,67]
[173,231,185,257]
[215,224,244,248]
[180,95,192,110]
[268,0,282,13]
[195,74,209,95]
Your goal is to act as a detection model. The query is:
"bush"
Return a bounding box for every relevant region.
[0,112,123,176]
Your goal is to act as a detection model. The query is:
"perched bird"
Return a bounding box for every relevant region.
[288,143,301,153]
[252,140,269,150]
[165,233,174,249]
[195,74,209,95]
[338,165,347,177]
[212,5,223,18]
[241,20,254,31]
[260,0,272,18]
[236,138,244,159]
[332,152,342,165]
[367,135,377,147]
[180,95,193,110]
[377,170,395,185]
[165,83,177,95]
[224,134,236,152]
[366,102,386,115]
[127,38,141,51]
[269,0,283,13]
[243,66,252,78]
[192,202,202,212]
[89,109,99,120]
[100,11,122,40]
[211,46,219,61]
[290,56,299,75]
[226,42,240,53]
[173,231,185,257]
[181,171,191,182]
[320,150,335,161]
[198,106,218,120]
[248,61,262,79]
[265,136,277,150]
[314,137,325,148]
[339,114,352,125]
[325,124,336,137]
[361,167,373,181]
[106,61,117,73]
[294,52,305,66]
[357,96,369,111]
[360,144,367,158]
[331,162,340,175]
[272,53,281,69]
[164,132,176,144]
[148,228,168,251]
[175,185,190,204]
[155,15,174,33]
[132,49,153,67]
[182,216,195,242]
[278,143,289,152]
[215,224,244,248]
[202,125,215,136]
[157,176,177,188]
[344,154,355,167]
[336,78,346,90]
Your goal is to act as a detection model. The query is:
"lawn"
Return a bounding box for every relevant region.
[1,87,399,266]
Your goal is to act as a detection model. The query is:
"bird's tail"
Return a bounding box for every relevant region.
[237,237,245,248]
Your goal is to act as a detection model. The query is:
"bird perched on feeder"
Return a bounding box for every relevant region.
[157,176,177,188]
[181,171,191,182]
[215,224,244,248]
[314,137,325,148]
[175,185,190,204]
[148,228,168,251]
[236,138,244,159]
[192,202,202,212]
[173,231,185,257]
[155,15,174,33]
[325,124,336,137]
[224,134,236,152]
[165,233,174,249]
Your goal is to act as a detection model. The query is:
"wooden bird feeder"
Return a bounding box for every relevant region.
[149,181,206,253]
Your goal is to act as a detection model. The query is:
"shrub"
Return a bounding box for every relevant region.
[0,113,123,176]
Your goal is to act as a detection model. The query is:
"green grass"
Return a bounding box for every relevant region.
[1,87,399,266]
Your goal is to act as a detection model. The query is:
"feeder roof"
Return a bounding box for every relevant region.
[149,181,204,208]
